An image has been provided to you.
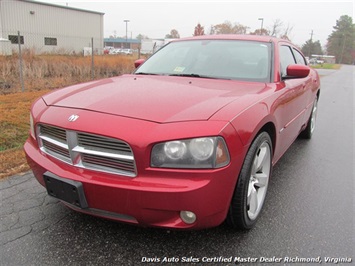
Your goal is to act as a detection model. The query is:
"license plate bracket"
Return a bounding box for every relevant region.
[43,172,88,209]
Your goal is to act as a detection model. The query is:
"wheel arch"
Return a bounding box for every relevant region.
[232,117,277,158]
[229,101,278,162]
[257,122,276,156]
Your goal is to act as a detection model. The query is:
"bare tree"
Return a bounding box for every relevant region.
[250,28,270,36]
[269,19,283,37]
[213,21,234,34]
[280,23,294,40]
[208,25,215,35]
[212,20,249,34]
[233,23,249,34]
[165,29,180,39]
[136,34,149,40]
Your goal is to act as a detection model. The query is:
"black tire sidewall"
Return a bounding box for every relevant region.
[300,96,318,139]
[228,131,273,229]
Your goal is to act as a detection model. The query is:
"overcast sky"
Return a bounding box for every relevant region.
[35,0,354,47]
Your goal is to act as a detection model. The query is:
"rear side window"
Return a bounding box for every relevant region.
[293,48,307,65]
[279,45,296,77]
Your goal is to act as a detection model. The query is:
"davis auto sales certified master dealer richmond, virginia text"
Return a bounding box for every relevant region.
[141,256,352,264]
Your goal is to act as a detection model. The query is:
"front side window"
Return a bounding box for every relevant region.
[279,45,296,77]
[136,40,272,82]
[293,48,307,65]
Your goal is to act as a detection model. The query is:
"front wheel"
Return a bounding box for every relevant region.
[227,132,272,229]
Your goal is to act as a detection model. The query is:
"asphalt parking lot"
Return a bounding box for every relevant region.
[1,66,354,265]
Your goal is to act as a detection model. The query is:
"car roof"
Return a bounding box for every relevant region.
[172,34,291,45]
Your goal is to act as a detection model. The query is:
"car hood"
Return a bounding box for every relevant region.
[43,75,267,123]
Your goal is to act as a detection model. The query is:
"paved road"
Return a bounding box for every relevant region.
[1,66,354,265]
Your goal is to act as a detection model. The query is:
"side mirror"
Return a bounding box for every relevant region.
[134,59,145,68]
[285,64,310,79]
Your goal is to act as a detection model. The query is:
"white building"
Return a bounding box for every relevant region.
[140,39,176,54]
[0,0,104,55]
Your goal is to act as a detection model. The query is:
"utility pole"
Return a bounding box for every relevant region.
[258,18,264,35]
[308,30,314,58]
[18,31,25,92]
[123,20,129,49]
[340,35,346,64]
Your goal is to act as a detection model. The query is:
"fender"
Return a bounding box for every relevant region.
[230,101,277,148]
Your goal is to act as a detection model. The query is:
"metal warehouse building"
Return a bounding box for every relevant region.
[0,0,104,55]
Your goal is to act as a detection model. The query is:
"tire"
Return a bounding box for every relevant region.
[300,97,318,139]
[227,132,272,229]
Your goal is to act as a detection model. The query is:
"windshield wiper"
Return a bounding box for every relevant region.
[169,73,201,77]
[136,72,227,80]
[168,73,225,79]
[135,72,159,75]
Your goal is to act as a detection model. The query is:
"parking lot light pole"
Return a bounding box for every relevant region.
[124,20,130,49]
[258,18,264,35]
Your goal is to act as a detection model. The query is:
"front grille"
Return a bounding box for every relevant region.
[40,125,67,142]
[78,133,132,154]
[42,139,71,159]
[38,125,136,177]
[81,154,136,173]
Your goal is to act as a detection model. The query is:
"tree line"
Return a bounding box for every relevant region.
[136,15,354,64]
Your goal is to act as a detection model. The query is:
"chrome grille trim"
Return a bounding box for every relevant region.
[72,146,134,161]
[78,133,132,153]
[40,125,67,142]
[38,124,136,177]
[40,135,68,149]
[40,139,71,163]
[81,154,136,174]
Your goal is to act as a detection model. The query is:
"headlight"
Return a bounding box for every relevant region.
[151,137,230,169]
[164,141,187,160]
[189,138,214,161]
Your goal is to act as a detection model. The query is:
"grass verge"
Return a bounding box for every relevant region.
[310,63,341,70]
[0,90,51,178]
[1,54,136,179]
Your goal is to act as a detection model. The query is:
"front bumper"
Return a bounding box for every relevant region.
[24,136,242,229]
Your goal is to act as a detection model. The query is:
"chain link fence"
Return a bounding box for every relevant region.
[0,30,138,94]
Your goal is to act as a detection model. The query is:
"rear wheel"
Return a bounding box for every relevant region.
[300,97,318,139]
[227,132,272,229]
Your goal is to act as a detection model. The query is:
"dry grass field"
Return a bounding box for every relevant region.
[0,53,137,178]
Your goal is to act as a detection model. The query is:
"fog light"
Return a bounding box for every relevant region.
[180,211,196,224]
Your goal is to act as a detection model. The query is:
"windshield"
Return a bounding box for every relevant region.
[135,40,272,82]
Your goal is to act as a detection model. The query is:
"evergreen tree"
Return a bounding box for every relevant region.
[327,15,355,64]
[302,40,323,57]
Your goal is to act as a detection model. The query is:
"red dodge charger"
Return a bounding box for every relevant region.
[24,35,320,229]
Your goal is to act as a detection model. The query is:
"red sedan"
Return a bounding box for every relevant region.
[24,35,320,230]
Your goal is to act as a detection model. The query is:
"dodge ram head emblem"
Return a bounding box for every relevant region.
[68,115,79,122]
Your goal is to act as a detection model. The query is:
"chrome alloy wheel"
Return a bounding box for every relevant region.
[247,141,271,220]
[310,97,318,134]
